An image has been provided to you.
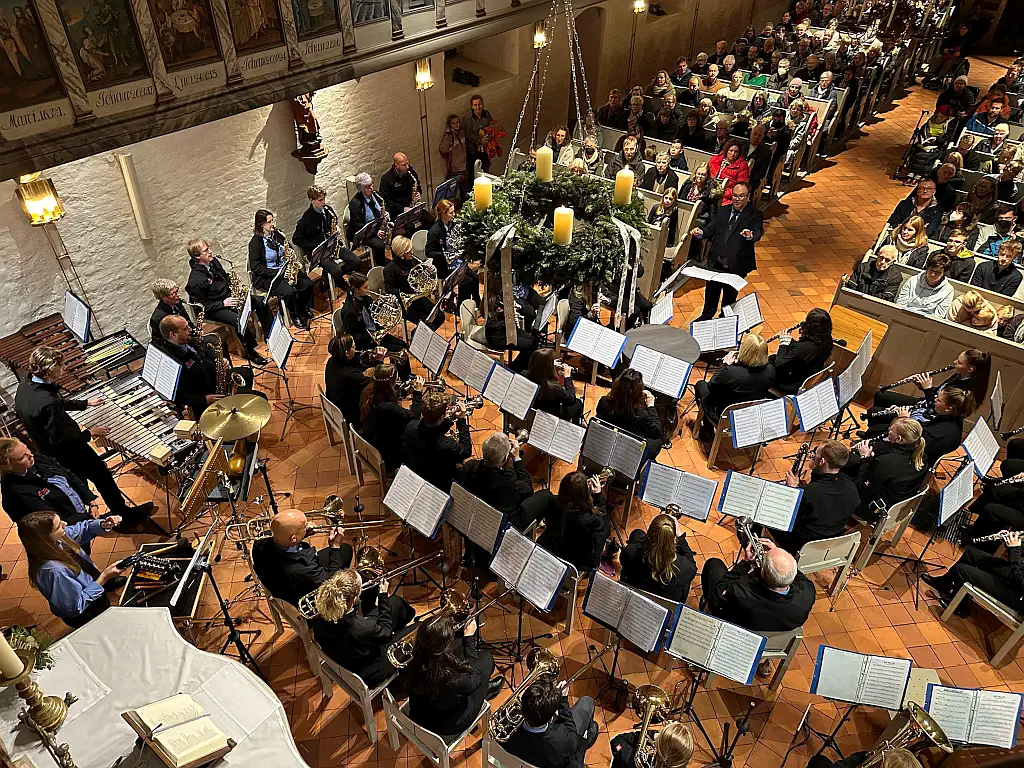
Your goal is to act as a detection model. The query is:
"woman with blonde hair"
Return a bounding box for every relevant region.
[611,720,695,768]
[310,567,416,687]
[692,333,774,442]
[948,290,999,335]
[847,417,928,521]
[619,513,697,601]
[648,187,681,246]
[881,214,930,267]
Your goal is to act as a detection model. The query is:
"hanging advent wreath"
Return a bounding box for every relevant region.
[455,170,649,290]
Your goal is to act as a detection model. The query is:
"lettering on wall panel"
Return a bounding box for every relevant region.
[298,30,341,60]
[237,45,285,74]
[1,98,73,138]
[88,77,156,112]
[0,0,68,111]
[54,0,150,89]
[146,0,223,70]
[225,0,283,53]
[169,59,223,93]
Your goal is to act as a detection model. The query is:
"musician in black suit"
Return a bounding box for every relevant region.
[14,346,153,522]
[251,508,352,606]
[347,173,388,267]
[402,391,472,492]
[247,209,314,330]
[184,239,267,364]
[701,538,816,632]
[770,308,834,395]
[861,387,970,469]
[537,472,611,572]
[595,370,664,464]
[845,418,929,521]
[325,335,376,429]
[379,153,435,235]
[426,200,456,278]
[691,182,763,320]
[339,273,412,381]
[291,184,361,285]
[610,721,694,768]
[502,679,598,768]
[524,349,584,424]
[149,279,196,344]
[619,513,697,602]
[923,531,1024,618]
[360,364,423,473]
[310,568,416,687]
[0,438,98,527]
[385,236,445,329]
[693,334,775,442]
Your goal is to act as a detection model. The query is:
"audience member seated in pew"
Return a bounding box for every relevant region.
[649,188,682,248]
[971,240,1023,296]
[642,153,681,194]
[947,290,1000,335]
[597,89,627,130]
[886,178,942,238]
[877,215,930,267]
[605,135,645,179]
[678,111,708,148]
[940,230,978,282]
[896,252,954,318]
[997,305,1024,342]
[848,246,901,301]
[668,140,688,172]
[971,205,1022,259]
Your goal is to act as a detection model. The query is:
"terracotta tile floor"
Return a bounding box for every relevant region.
[4,55,1022,768]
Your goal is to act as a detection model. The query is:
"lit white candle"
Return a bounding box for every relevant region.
[552,206,574,245]
[535,146,554,182]
[473,177,492,210]
[0,632,25,679]
[613,168,634,205]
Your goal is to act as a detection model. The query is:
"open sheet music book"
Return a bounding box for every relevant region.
[581,419,647,478]
[527,409,585,464]
[640,461,718,522]
[582,571,675,653]
[689,316,740,353]
[63,290,90,343]
[990,371,1003,431]
[534,290,559,332]
[268,316,294,371]
[629,346,691,399]
[489,526,569,611]
[664,607,767,684]
[482,365,539,420]
[854,329,873,379]
[837,363,862,407]
[718,470,802,532]
[239,291,253,337]
[448,483,506,554]
[811,646,913,711]
[141,344,182,401]
[123,694,233,768]
[723,293,763,334]
[925,684,1023,748]
[680,265,748,292]
[409,321,451,376]
[939,462,976,526]
[566,317,628,368]
[729,398,789,448]
[650,293,674,325]
[447,340,497,393]
[963,418,999,477]
[383,465,450,538]
[794,378,840,431]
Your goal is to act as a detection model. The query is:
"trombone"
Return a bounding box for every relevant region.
[224,495,346,542]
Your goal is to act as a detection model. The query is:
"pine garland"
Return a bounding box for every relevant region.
[455,170,648,289]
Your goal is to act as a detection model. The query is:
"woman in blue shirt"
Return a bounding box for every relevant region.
[19,511,124,629]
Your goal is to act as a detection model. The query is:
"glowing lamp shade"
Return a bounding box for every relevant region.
[533,20,547,48]
[632,0,646,12]
[16,178,65,226]
[414,58,433,90]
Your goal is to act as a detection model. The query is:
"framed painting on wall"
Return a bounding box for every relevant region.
[227,0,283,53]
[55,0,149,89]
[147,0,221,70]
[292,0,340,40]
[0,0,66,110]
[350,0,385,26]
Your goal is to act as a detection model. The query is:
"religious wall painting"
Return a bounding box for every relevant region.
[227,0,283,53]
[292,0,339,41]
[0,0,66,110]
[350,0,385,27]
[147,0,220,69]
[55,0,149,89]
[399,0,430,14]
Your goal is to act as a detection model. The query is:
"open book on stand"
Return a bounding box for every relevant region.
[123,693,235,768]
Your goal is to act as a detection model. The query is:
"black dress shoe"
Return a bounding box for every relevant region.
[485,676,505,700]
[921,573,951,594]
[247,351,269,365]
[938,595,971,619]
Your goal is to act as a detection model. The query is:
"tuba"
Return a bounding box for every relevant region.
[489,648,560,742]
[631,685,673,768]
[854,702,953,768]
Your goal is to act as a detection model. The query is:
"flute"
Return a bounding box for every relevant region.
[971,530,1023,543]
[1000,425,1024,440]
[877,364,955,392]
[765,323,802,343]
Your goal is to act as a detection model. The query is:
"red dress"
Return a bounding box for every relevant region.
[708,153,750,206]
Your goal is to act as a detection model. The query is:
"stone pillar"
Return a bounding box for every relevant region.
[435,0,446,28]
[475,0,484,17]
[277,0,305,69]
[33,0,95,123]
[390,0,404,40]
[126,0,176,103]
[338,0,356,53]
[207,0,244,85]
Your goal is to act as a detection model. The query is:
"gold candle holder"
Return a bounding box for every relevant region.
[0,649,77,733]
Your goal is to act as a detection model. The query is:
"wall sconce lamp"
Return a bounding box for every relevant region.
[632,0,646,12]
[415,58,433,90]
[15,175,65,226]
[533,20,548,48]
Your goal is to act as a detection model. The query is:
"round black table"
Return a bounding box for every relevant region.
[622,325,701,364]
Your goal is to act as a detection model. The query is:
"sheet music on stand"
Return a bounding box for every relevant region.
[62,291,91,343]
[382,465,450,538]
[431,177,460,208]
[639,461,718,522]
[990,371,1003,431]
[238,292,253,337]
[689,316,740,353]
[582,571,675,653]
[392,203,426,233]
[447,483,507,555]
[629,345,691,399]
[853,329,873,379]
[489,526,569,611]
[811,646,913,712]
[718,470,802,532]
[664,606,766,685]
[534,291,559,333]
[527,409,585,464]
[353,218,380,249]
[650,293,674,325]
[309,235,333,270]
[939,461,976,526]
[680,265,748,292]
[655,263,687,298]
[409,321,451,376]
[141,345,183,401]
[566,317,628,368]
[446,340,497,393]
[722,293,763,334]
[924,684,1023,749]
[794,378,840,431]
[482,365,539,420]
[729,398,790,448]
[268,316,294,371]
[963,418,999,477]
[837,363,863,407]
[581,419,647,478]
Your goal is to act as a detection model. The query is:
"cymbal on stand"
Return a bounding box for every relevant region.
[198,394,272,441]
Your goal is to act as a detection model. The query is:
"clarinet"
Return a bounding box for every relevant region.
[981,472,1024,488]
[877,364,955,392]
[972,530,1023,543]
[1000,425,1024,440]
[765,323,802,343]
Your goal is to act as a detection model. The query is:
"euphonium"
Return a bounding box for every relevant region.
[490,648,561,742]
[854,702,952,768]
[631,684,673,768]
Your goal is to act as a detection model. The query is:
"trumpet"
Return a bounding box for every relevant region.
[509,429,530,443]
[553,359,576,376]
[448,395,485,418]
[877,364,955,392]
[971,529,1024,543]
[736,516,766,567]
[631,684,674,768]
[765,323,802,343]
[397,375,447,397]
[224,495,346,542]
[590,466,615,487]
[791,442,812,477]
[359,347,409,368]
[1000,425,1024,440]
[664,503,684,519]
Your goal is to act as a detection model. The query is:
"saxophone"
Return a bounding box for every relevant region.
[283,239,301,286]
[230,266,248,305]
[412,177,422,205]
[189,302,233,395]
[328,205,343,262]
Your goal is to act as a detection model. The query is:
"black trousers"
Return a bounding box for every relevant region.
[498,330,538,373]
[356,595,417,688]
[698,277,740,320]
[364,235,387,267]
[405,297,444,330]
[54,444,130,514]
[63,592,111,629]
[701,557,730,613]
[626,290,653,329]
[1007,436,1024,462]
[319,248,362,284]
[512,490,555,532]
[932,546,1023,608]
[205,307,259,355]
[270,273,315,320]
[693,379,717,441]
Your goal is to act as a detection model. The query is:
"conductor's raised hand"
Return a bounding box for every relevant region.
[740,228,754,240]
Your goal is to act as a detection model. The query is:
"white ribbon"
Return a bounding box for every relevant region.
[611,217,642,321]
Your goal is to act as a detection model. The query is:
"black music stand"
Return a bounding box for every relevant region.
[671,667,756,768]
[591,634,629,709]
[484,591,555,684]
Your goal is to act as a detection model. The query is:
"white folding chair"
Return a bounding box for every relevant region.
[796,530,862,608]
[269,597,333,696]
[459,299,508,362]
[411,229,429,262]
[940,583,1024,667]
[483,735,542,768]
[696,398,771,470]
[853,489,929,571]
[317,383,354,474]
[317,643,397,743]
[349,424,390,497]
[383,689,490,768]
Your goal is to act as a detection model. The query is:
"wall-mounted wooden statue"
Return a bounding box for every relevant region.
[291,91,327,173]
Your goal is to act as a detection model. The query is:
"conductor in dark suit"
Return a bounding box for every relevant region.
[691,182,763,320]
[251,508,353,606]
[346,172,388,267]
[292,184,361,284]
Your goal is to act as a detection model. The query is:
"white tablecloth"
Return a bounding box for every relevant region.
[0,608,309,768]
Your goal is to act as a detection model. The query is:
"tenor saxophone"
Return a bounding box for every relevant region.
[283,240,301,286]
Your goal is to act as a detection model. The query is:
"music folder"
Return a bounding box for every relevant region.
[664,606,766,685]
[353,218,380,248]
[853,329,873,379]
[392,203,426,232]
[924,683,1023,749]
[939,461,976,526]
[680,265,748,292]
[718,470,802,532]
[628,345,691,399]
[383,465,450,538]
[63,290,91,343]
[729,398,790,449]
[432,177,460,208]
[811,646,913,712]
[837,363,862,407]
[794,378,840,431]
[268,316,294,371]
[409,321,451,376]
[582,571,675,653]
[689,316,740,353]
[639,461,718,522]
[238,291,253,337]
[650,293,674,325]
[482,365,539,420]
[448,483,507,555]
[722,293,763,334]
[581,419,647,479]
[566,317,628,368]
[142,344,183,401]
[962,418,998,477]
[527,409,585,464]
[990,370,1003,432]
[489,525,568,611]
[534,290,559,333]
[447,339,497,393]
